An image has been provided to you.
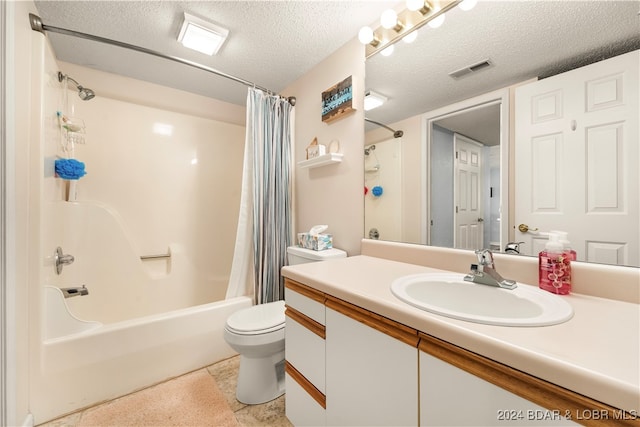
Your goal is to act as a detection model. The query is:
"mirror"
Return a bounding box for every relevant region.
[364,1,640,267]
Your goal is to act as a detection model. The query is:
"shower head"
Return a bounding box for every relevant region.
[58,72,95,101]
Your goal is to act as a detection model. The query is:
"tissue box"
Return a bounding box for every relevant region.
[297,232,333,251]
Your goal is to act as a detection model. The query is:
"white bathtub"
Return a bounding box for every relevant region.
[32,293,252,424]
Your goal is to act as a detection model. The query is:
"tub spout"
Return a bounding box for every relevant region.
[61,285,89,298]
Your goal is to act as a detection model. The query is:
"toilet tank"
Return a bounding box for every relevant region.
[287,246,347,265]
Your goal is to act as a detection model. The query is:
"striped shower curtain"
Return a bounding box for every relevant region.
[226,88,294,304]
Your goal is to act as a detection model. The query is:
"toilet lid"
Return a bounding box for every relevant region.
[226,300,285,334]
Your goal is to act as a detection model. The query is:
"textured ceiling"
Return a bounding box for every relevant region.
[33,1,640,142]
[33,0,396,105]
[365,0,640,138]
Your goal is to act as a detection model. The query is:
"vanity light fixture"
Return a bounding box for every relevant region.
[380,44,395,57]
[458,0,478,11]
[380,9,405,32]
[358,26,381,47]
[364,91,388,111]
[428,8,446,28]
[178,12,229,55]
[358,0,462,59]
[407,0,433,15]
[402,30,418,43]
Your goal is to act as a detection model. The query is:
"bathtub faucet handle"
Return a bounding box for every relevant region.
[54,246,75,275]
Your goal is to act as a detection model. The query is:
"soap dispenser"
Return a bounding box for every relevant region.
[538,232,572,295]
[553,230,577,261]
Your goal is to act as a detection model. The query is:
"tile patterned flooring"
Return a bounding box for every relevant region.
[38,356,293,427]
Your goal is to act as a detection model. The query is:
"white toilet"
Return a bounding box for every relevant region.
[224,245,346,404]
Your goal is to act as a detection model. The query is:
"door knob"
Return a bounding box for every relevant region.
[518,224,538,233]
[54,246,75,275]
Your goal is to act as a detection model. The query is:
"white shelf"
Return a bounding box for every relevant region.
[298,153,343,169]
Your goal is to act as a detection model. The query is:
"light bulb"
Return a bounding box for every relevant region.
[380,9,399,29]
[428,11,445,28]
[406,0,424,12]
[358,26,374,44]
[407,0,432,15]
[458,0,477,11]
[380,44,395,57]
[403,31,418,43]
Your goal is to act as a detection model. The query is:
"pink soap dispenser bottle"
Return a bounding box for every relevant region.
[553,230,577,262]
[538,232,572,295]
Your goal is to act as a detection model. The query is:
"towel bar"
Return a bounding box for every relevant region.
[140,251,171,260]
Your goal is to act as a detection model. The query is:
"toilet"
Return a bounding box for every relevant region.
[224,245,346,404]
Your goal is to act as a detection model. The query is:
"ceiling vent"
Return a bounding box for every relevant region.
[449,59,493,79]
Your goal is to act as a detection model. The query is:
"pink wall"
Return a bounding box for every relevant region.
[283,39,366,256]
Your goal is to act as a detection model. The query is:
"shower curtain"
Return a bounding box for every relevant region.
[226,88,294,304]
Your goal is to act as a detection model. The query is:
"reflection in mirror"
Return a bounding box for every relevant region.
[424,89,509,253]
[363,1,640,267]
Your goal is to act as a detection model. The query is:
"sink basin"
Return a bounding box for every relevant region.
[390,273,573,327]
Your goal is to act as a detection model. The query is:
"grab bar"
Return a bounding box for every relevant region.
[140,249,171,260]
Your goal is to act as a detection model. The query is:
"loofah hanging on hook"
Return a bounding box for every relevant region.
[372,185,383,197]
[55,158,87,180]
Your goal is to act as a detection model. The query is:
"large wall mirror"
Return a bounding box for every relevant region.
[364,1,640,267]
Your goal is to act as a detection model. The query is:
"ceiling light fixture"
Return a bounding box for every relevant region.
[364,91,388,111]
[357,0,462,59]
[178,12,229,55]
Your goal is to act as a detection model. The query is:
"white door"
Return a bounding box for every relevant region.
[454,133,484,250]
[515,50,639,266]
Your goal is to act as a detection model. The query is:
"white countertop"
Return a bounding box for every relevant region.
[281,255,640,413]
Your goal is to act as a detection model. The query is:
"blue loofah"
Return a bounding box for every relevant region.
[372,185,383,197]
[55,158,87,180]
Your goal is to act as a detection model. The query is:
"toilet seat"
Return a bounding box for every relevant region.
[225,300,285,336]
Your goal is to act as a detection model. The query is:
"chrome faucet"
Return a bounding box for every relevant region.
[464,249,517,290]
[505,241,525,254]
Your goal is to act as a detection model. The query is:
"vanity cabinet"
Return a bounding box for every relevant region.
[324,296,419,426]
[284,278,419,426]
[284,279,327,427]
[419,335,577,426]
[284,277,636,426]
[417,334,639,427]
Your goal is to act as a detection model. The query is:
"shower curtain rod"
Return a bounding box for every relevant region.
[365,117,403,138]
[28,13,296,104]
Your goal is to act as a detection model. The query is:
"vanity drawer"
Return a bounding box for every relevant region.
[285,279,326,324]
[285,370,326,426]
[285,305,326,393]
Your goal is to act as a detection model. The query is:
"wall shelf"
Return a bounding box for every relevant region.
[298,153,343,169]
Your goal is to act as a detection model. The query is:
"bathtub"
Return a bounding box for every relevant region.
[32,290,252,424]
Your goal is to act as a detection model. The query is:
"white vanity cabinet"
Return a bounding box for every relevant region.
[284,277,633,427]
[419,334,591,427]
[324,296,419,426]
[285,279,420,427]
[420,352,577,426]
[284,279,327,427]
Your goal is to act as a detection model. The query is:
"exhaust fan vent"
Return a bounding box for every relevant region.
[449,59,493,79]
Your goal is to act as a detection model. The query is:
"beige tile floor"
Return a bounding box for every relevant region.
[38,356,293,427]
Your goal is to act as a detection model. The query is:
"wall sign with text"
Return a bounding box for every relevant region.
[322,76,354,123]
